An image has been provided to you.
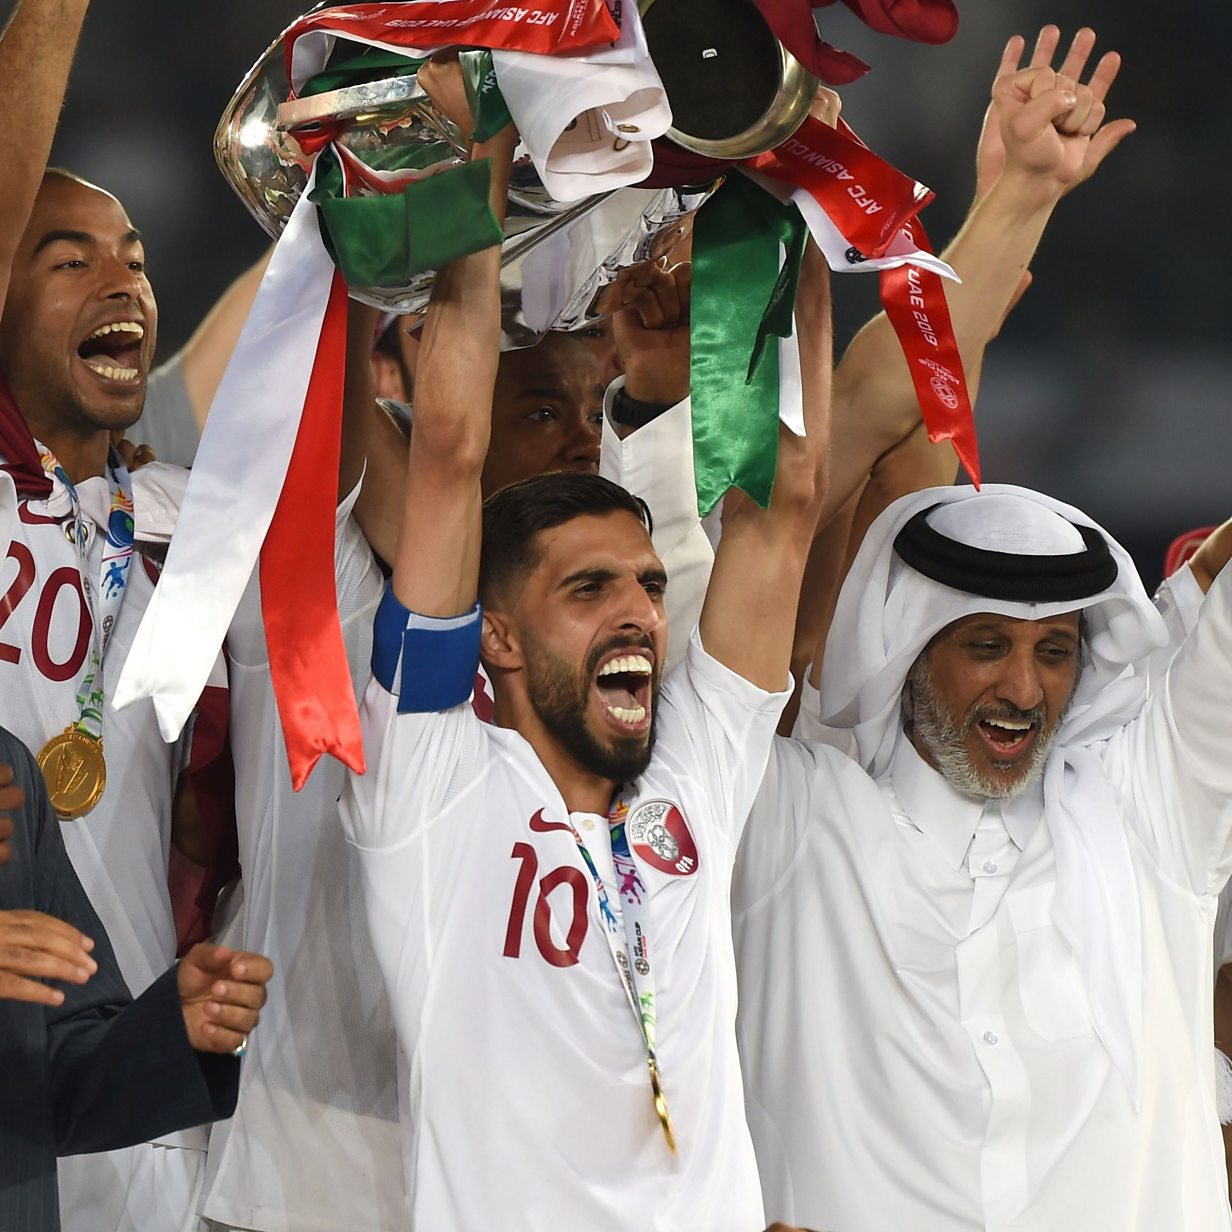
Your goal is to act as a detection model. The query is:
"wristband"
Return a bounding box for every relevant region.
[611,386,673,430]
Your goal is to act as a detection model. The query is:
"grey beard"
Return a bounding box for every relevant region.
[905,657,1056,801]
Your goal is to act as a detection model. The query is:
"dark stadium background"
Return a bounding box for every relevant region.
[7,0,1227,583]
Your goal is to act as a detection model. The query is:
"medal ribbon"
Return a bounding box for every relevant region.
[37,446,135,740]
[564,796,677,1153]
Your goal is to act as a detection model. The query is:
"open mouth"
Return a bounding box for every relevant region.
[76,321,145,385]
[974,715,1037,762]
[593,650,654,734]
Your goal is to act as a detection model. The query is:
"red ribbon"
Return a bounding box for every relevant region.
[746,116,932,258]
[817,0,959,44]
[285,0,621,85]
[750,0,870,84]
[259,272,365,791]
[880,219,980,484]
[750,117,978,482]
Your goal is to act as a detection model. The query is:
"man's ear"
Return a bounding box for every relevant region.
[482,608,523,672]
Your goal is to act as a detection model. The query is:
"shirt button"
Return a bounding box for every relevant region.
[582,818,596,831]
[982,860,998,874]
[983,1030,998,1046]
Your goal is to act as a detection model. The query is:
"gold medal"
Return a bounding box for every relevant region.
[37,726,107,820]
[649,1059,678,1155]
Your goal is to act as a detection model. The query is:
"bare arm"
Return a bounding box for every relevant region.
[0,0,90,316]
[699,241,831,691]
[179,250,272,431]
[391,121,515,616]
[820,25,1134,526]
[340,298,379,502]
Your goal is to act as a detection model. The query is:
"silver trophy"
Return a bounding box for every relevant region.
[214,0,818,340]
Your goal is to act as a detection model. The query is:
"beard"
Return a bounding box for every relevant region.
[524,635,660,785]
[906,657,1062,801]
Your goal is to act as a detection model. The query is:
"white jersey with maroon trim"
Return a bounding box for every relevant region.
[0,458,205,1232]
[341,631,786,1231]
[0,464,185,999]
[200,493,409,1232]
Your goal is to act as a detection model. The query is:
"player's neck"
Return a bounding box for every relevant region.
[537,740,619,816]
[495,695,618,814]
[22,416,109,484]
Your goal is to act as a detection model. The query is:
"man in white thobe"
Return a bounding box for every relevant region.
[734,484,1232,1231]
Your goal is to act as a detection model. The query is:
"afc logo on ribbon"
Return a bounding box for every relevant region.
[626,800,699,877]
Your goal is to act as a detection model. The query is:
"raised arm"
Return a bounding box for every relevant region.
[699,241,831,691]
[390,110,516,617]
[1188,519,1232,595]
[0,0,90,316]
[820,24,1134,525]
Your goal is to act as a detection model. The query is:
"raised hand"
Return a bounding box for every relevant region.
[976,26,1136,201]
[0,907,97,1006]
[610,258,693,408]
[177,942,273,1055]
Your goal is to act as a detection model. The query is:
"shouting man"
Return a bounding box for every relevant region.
[342,106,831,1228]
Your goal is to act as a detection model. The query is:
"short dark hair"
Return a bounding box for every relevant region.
[479,472,653,606]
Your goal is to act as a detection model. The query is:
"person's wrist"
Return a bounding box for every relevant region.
[611,385,672,430]
[623,360,688,407]
[984,162,1068,214]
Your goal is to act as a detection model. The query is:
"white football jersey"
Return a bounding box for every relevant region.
[0,467,183,999]
[342,631,786,1231]
[0,456,205,1231]
[199,496,409,1232]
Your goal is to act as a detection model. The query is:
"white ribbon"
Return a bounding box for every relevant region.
[114,178,336,740]
[741,167,960,283]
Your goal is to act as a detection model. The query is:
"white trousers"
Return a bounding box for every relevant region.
[59,1142,207,1232]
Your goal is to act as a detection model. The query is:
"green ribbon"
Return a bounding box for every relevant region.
[690,176,809,515]
[311,150,502,288]
[301,47,426,98]
[461,49,514,143]
[303,54,505,289]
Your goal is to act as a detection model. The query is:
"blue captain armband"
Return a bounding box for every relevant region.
[371,584,483,713]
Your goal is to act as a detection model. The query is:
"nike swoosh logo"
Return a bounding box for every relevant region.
[529,808,572,834]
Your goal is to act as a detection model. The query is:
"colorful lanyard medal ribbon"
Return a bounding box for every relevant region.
[34,449,134,819]
[565,797,677,1154]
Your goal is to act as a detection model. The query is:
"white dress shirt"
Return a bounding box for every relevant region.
[733,563,1232,1231]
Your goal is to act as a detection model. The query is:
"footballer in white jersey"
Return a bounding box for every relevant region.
[198,488,409,1232]
[340,113,831,1231]
[346,617,786,1230]
[0,171,206,1231]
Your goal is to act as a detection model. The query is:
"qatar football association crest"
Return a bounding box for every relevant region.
[626,800,700,878]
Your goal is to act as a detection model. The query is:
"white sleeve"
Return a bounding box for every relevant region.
[600,381,714,675]
[732,737,817,916]
[657,631,791,845]
[492,5,670,202]
[341,678,490,853]
[1147,562,1206,683]
[1110,563,1232,895]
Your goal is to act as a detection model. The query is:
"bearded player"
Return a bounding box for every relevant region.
[0,4,247,1227]
[341,95,831,1228]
